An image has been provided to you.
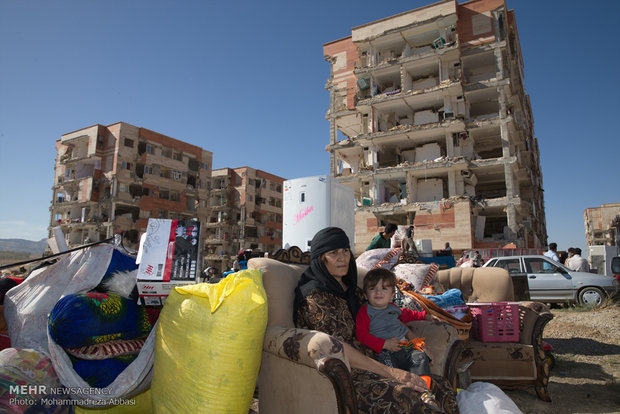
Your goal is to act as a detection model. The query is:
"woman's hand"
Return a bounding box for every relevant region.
[387,367,428,393]
[383,337,402,352]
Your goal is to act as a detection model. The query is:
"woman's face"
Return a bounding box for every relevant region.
[322,248,351,278]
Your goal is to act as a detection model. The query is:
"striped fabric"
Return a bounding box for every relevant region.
[371,248,402,269]
[65,338,145,360]
[421,263,439,288]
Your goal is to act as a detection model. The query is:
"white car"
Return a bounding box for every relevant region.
[482,255,619,306]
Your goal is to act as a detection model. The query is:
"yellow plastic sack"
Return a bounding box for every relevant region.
[75,389,152,414]
[151,269,267,414]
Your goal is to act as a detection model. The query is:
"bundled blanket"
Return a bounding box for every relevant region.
[49,292,151,348]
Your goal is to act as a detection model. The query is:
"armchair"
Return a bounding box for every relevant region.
[248,247,465,414]
[435,266,554,401]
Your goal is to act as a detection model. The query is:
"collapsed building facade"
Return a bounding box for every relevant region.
[323,0,547,253]
[50,122,213,251]
[204,167,284,271]
[584,203,620,248]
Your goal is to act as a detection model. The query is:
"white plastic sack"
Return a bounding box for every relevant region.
[4,244,154,407]
[457,382,523,414]
[5,244,114,354]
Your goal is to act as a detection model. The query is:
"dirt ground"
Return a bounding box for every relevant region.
[505,303,620,414]
[250,302,620,414]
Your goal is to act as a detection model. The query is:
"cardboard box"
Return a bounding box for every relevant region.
[137,280,195,306]
[136,218,202,305]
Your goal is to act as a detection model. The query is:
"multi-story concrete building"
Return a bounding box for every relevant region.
[323,0,546,253]
[50,122,212,251]
[204,167,284,271]
[584,203,620,248]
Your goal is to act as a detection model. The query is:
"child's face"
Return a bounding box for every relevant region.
[365,279,395,309]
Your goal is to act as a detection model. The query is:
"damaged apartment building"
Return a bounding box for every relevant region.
[323,0,547,253]
[50,122,212,251]
[204,167,284,272]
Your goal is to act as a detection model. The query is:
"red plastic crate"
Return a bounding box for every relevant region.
[468,302,520,342]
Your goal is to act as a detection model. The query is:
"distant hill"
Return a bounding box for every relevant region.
[0,238,47,255]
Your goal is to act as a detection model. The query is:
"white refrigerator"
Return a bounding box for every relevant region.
[283,175,355,253]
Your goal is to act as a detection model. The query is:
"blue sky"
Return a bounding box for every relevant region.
[1,0,618,257]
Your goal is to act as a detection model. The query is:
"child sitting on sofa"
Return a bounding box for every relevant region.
[356,267,442,412]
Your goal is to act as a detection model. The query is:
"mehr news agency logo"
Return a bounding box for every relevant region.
[9,385,136,407]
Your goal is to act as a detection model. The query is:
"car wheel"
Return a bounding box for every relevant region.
[578,287,605,307]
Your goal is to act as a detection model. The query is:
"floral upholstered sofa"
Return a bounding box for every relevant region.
[247,249,466,414]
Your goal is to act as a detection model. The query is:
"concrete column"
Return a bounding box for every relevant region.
[447,170,457,197]
[495,44,518,236]
[445,132,454,157]
[372,178,379,204]
[409,175,418,203]
[329,118,338,176]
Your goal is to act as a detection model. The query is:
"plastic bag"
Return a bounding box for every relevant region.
[5,244,155,407]
[457,382,523,414]
[0,348,67,413]
[151,269,267,413]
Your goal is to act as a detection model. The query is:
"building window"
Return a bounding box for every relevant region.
[121,161,132,170]
[173,151,183,161]
[119,183,129,193]
[162,147,172,158]
[247,194,253,202]
[201,162,208,170]
[172,170,183,181]
[144,165,153,174]
[170,191,179,201]
[97,135,104,149]
[159,190,169,200]
[142,188,151,196]
[276,184,282,193]
[146,143,154,154]
[160,168,171,179]
[124,138,134,148]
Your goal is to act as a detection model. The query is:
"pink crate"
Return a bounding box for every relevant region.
[468,302,520,342]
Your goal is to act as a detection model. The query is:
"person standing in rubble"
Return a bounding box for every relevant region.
[400,225,419,256]
[366,223,398,251]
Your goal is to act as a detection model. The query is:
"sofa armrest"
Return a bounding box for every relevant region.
[262,326,357,414]
[519,302,553,345]
[406,320,464,388]
[263,326,351,372]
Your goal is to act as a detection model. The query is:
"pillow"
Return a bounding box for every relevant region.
[421,263,439,288]
[356,248,401,271]
[392,263,431,291]
[64,338,145,360]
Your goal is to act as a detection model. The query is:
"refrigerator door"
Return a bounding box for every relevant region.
[283,176,330,251]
